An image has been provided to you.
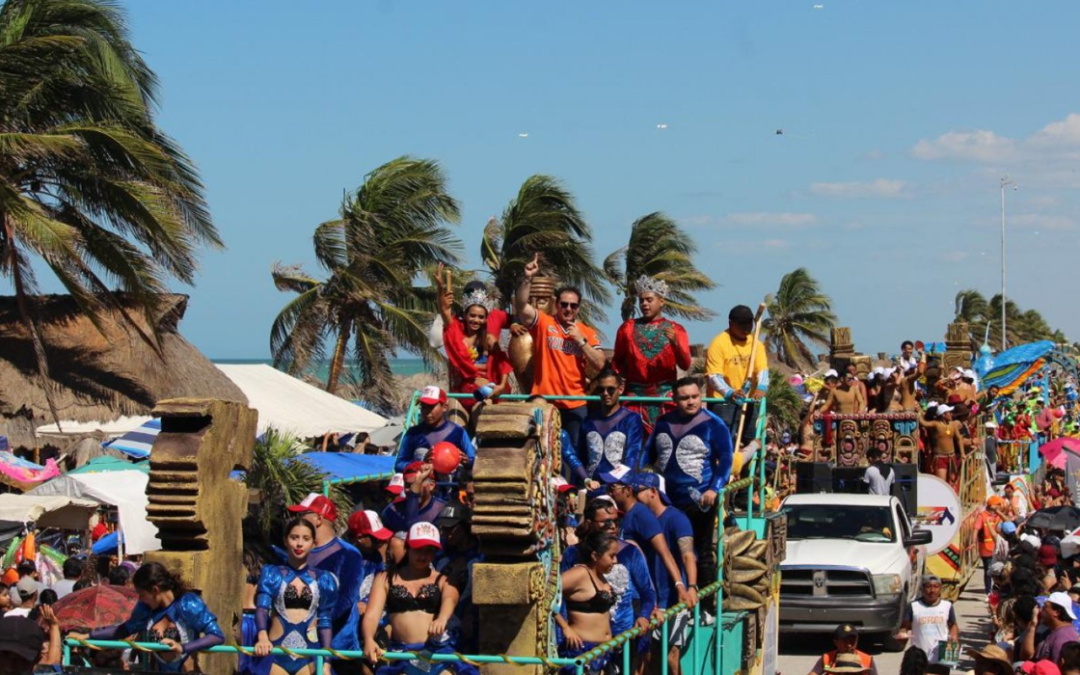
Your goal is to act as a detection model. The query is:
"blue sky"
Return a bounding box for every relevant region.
[30,1,1080,358]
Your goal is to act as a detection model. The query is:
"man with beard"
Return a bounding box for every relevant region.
[580,369,645,483]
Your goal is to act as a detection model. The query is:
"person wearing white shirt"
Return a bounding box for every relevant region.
[863,447,894,496]
[898,575,958,664]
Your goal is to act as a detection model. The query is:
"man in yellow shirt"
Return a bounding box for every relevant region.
[705,305,769,446]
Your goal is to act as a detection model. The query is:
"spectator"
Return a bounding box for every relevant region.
[963,644,1014,675]
[1060,642,1080,675]
[704,305,768,446]
[899,575,958,664]
[51,557,82,599]
[975,497,1006,592]
[821,371,867,415]
[899,647,928,675]
[0,615,47,675]
[108,565,131,587]
[0,583,10,613]
[515,253,605,448]
[434,502,483,653]
[806,623,877,675]
[579,369,645,483]
[4,578,37,617]
[1023,592,1079,663]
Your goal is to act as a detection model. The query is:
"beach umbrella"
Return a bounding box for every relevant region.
[1038,438,1080,470]
[102,418,160,458]
[52,584,138,632]
[1026,506,1080,532]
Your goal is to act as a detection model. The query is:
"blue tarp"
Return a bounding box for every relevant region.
[92,530,121,555]
[294,452,395,480]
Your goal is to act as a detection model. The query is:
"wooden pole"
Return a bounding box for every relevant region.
[733,302,768,454]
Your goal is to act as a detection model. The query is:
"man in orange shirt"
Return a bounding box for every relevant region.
[516,253,606,452]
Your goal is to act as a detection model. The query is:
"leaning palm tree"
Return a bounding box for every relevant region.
[603,212,715,322]
[481,175,610,318]
[762,268,837,369]
[0,0,221,424]
[271,156,461,410]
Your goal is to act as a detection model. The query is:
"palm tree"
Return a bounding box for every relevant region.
[765,370,803,436]
[603,212,715,322]
[481,175,610,318]
[244,427,352,537]
[0,0,221,424]
[953,289,1063,350]
[271,156,461,410]
[762,268,837,369]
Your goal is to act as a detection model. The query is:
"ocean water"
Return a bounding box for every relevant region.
[213,358,432,380]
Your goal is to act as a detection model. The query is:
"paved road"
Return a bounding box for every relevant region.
[776,574,992,675]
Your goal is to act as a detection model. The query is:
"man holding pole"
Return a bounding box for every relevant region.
[704,304,769,447]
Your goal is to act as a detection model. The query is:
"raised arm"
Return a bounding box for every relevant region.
[435,263,455,327]
[514,253,541,327]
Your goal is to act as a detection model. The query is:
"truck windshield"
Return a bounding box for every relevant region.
[784,504,897,543]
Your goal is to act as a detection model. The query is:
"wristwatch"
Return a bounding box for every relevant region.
[688,584,699,591]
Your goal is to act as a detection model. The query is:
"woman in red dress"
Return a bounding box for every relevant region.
[611,276,691,432]
[436,265,512,410]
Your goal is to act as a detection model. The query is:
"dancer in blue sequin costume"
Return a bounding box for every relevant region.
[255,517,339,675]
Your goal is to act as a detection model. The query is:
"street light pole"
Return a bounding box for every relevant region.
[1000,176,1017,351]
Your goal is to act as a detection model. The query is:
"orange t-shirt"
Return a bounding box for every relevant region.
[529,313,600,409]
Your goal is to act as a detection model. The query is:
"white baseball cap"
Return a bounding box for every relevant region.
[937,405,955,414]
[824,369,839,379]
[418,386,447,405]
[386,473,405,495]
[1048,591,1078,620]
[407,521,442,549]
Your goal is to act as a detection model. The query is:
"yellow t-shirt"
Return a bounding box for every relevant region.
[704,330,768,397]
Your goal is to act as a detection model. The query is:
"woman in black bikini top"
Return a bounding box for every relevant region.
[556,526,620,657]
[361,522,461,674]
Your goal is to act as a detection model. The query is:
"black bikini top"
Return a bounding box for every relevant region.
[386,573,442,614]
[565,566,617,614]
[283,583,314,610]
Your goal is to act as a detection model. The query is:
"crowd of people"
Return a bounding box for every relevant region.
[0,267,770,674]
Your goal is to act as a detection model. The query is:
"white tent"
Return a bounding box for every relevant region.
[214,364,387,437]
[0,494,99,530]
[35,415,153,437]
[28,471,159,554]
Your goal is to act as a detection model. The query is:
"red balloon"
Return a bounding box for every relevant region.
[430,441,462,474]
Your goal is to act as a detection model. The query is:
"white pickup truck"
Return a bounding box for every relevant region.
[778,493,933,646]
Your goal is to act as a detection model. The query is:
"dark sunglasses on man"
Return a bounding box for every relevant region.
[559,301,579,310]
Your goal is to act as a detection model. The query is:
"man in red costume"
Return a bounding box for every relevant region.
[612,276,692,433]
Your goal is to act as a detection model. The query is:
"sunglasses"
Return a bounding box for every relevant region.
[600,386,619,394]
[595,518,619,529]
[559,301,579,310]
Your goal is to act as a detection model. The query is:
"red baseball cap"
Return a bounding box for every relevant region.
[403,461,425,478]
[386,473,405,495]
[418,386,447,405]
[407,521,442,549]
[348,510,392,540]
[287,493,338,521]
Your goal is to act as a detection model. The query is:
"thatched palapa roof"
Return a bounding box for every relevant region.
[0,294,246,447]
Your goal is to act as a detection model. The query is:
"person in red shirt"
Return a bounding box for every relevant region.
[436,265,513,409]
[611,276,691,433]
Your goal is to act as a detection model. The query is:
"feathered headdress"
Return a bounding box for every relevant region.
[634,275,669,298]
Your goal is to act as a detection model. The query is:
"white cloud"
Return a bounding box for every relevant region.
[761,239,791,249]
[809,178,909,199]
[1010,213,1075,231]
[911,130,1017,162]
[912,113,1080,164]
[940,251,969,263]
[718,212,818,227]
